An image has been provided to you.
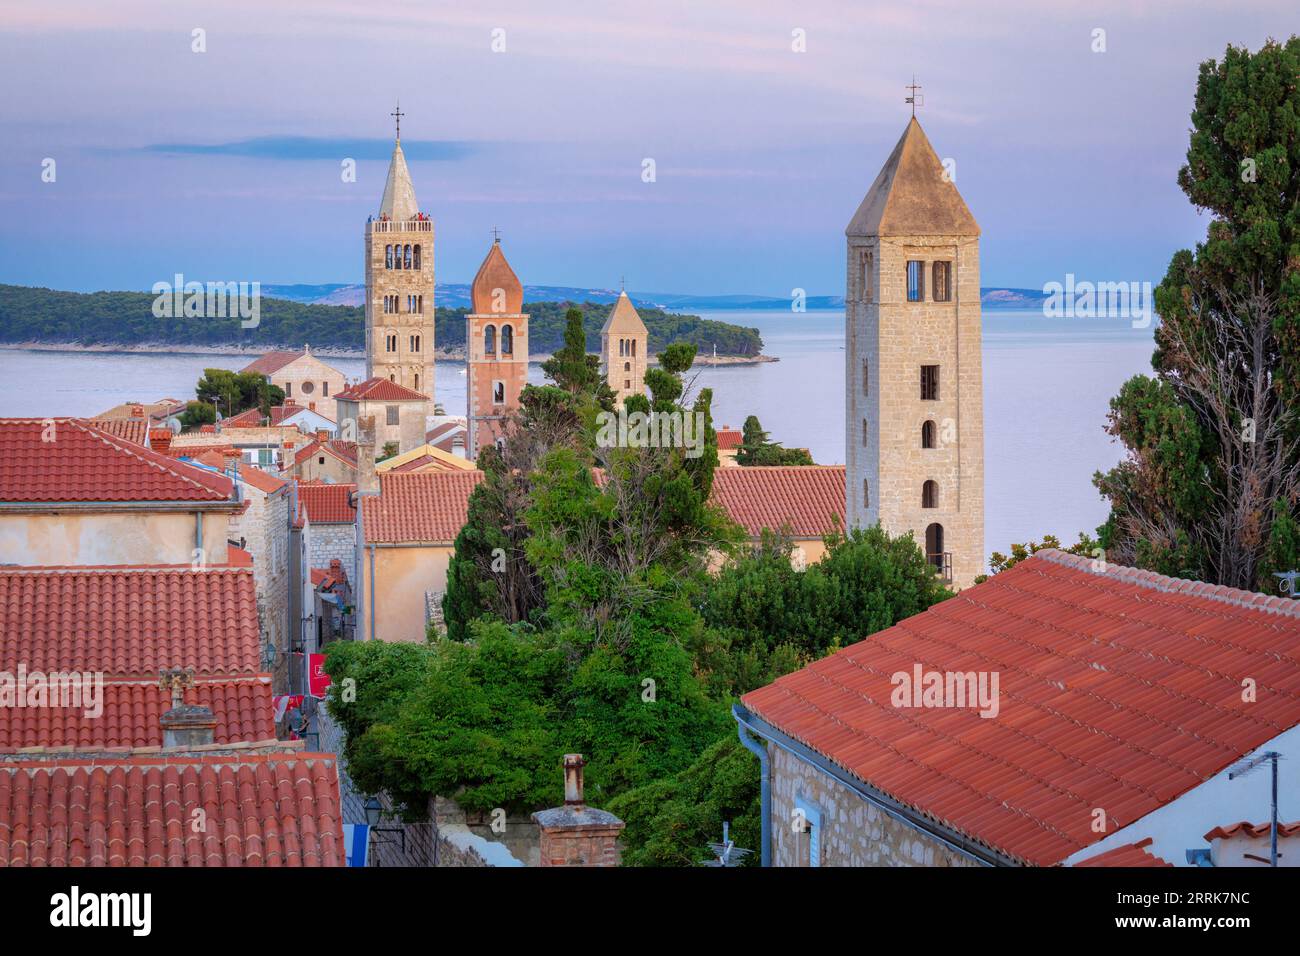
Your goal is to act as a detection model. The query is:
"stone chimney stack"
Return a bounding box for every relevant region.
[357,414,379,493]
[160,704,217,748]
[532,753,624,867]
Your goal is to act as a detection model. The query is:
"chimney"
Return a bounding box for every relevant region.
[357,415,378,493]
[129,403,144,419]
[160,704,217,748]
[316,429,329,443]
[532,753,624,867]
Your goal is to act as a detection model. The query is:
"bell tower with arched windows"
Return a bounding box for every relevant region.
[845,117,984,589]
[466,237,528,459]
[364,122,436,400]
[600,290,648,403]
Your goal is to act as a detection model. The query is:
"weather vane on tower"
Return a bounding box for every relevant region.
[905,76,923,116]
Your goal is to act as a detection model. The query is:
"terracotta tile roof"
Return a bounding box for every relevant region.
[76,417,148,446]
[0,419,234,503]
[377,443,476,474]
[709,465,845,537]
[715,427,743,451]
[0,566,261,676]
[294,439,357,468]
[741,549,1300,866]
[0,677,275,750]
[239,350,305,376]
[92,399,186,423]
[239,464,288,494]
[0,746,344,866]
[426,421,467,452]
[310,560,348,592]
[335,377,428,402]
[1204,820,1300,841]
[362,471,484,543]
[221,402,318,430]
[298,482,357,523]
[1075,838,1173,867]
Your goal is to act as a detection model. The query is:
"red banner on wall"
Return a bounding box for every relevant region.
[307,653,331,699]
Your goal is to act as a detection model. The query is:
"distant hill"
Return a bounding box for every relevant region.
[263,283,1053,311]
[0,284,764,357]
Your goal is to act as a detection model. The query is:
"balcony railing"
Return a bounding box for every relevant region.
[368,219,433,234]
[928,551,953,583]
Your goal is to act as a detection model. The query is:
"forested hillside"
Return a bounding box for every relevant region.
[0,285,764,356]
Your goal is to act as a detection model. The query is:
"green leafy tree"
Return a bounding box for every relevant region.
[194,368,284,420]
[1095,38,1300,590]
[735,414,814,466]
[178,400,216,430]
[974,533,1100,584]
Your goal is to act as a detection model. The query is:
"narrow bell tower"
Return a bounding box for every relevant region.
[845,108,985,589]
[364,106,436,399]
[466,234,528,459]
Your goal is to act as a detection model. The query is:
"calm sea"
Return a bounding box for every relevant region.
[0,309,1156,558]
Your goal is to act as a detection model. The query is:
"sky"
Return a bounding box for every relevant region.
[0,0,1292,296]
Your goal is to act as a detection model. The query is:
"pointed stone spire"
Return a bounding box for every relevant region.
[379,140,419,220]
[601,290,647,335]
[846,117,979,237]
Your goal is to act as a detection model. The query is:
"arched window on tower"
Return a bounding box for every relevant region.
[922,480,939,509]
[624,362,631,372]
[413,245,421,270]
[484,325,496,355]
[921,420,936,449]
[501,324,513,355]
[385,245,393,269]
[404,244,412,269]
[631,340,637,357]
[619,339,626,357]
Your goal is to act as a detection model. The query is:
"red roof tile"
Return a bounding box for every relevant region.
[0,747,343,866]
[298,482,357,523]
[710,465,845,537]
[1075,837,1173,867]
[240,464,287,494]
[741,550,1300,866]
[239,350,305,376]
[0,677,275,750]
[149,428,173,454]
[335,377,428,402]
[1204,820,1300,841]
[362,471,484,543]
[76,417,148,446]
[0,566,261,676]
[222,402,316,429]
[716,427,743,450]
[0,419,234,503]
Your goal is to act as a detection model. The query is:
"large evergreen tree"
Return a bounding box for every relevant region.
[1095,37,1300,590]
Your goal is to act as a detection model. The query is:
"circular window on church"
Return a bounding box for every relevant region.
[301,381,315,394]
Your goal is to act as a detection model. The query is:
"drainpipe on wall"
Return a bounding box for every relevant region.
[733,705,772,867]
[194,511,203,561]
[350,488,381,641]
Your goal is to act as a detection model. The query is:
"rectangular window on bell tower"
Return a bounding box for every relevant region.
[907,261,925,302]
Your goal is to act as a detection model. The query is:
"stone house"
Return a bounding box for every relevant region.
[240,347,348,421]
[355,470,484,641]
[223,464,294,692]
[286,438,359,484]
[736,550,1300,867]
[335,377,429,457]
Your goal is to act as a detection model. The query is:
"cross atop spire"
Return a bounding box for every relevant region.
[491,225,501,244]
[905,76,923,117]
[391,102,405,141]
[620,275,625,291]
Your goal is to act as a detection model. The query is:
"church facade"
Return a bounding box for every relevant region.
[365,134,436,400]
[845,117,985,589]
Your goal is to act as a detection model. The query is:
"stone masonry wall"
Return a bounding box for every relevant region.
[846,234,985,589]
[308,522,356,584]
[769,745,978,867]
[229,483,291,692]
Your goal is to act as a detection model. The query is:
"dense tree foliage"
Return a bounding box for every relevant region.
[974,533,1100,584]
[735,414,815,466]
[193,368,284,420]
[1095,38,1300,590]
[0,285,763,357]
